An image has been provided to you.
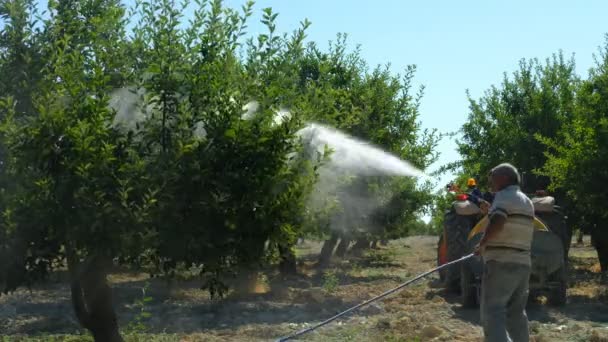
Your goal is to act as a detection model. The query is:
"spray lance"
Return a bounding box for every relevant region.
[274,253,474,342]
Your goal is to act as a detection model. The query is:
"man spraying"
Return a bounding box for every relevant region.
[475,163,534,342]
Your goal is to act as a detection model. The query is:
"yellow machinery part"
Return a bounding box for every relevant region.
[467,215,549,240]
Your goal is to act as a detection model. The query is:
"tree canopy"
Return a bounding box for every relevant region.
[441,36,608,239]
[455,52,578,191]
[541,37,608,223]
[0,0,437,339]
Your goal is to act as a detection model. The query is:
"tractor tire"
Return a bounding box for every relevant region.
[536,206,570,261]
[548,263,567,306]
[443,210,475,293]
[460,262,479,308]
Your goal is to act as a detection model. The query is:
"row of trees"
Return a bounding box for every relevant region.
[0,0,436,340]
[441,35,608,273]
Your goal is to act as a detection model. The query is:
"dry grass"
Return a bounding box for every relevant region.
[2,236,608,341]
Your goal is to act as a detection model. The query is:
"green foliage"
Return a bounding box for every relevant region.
[406,218,435,236]
[0,0,321,297]
[126,2,321,287]
[0,0,438,336]
[125,282,153,334]
[429,174,468,234]
[292,37,440,241]
[455,52,578,190]
[444,34,608,236]
[434,51,580,231]
[0,0,44,116]
[322,268,339,293]
[429,190,454,234]
[541,36,608,222]
[0,0,150,293]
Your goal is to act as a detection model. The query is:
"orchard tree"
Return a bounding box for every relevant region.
[0,0,149,341]
[436,53,580,236]
[294,37,439,262]
[0,1,440,340]
[0,0,44,116]
[541,36,608,275]
[0,0,45,198]
[240,8,315,274]
[130,1,319,285]
[455,53,578,191]
[0,0,319,340]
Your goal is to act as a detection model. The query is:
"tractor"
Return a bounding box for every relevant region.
[437,190,569,307]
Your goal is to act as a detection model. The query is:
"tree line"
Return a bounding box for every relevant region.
[440,35,608,276]
[0,0,437,340]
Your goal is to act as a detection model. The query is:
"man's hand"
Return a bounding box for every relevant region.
[474,240,486,256]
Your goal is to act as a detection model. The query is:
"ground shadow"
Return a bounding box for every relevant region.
[435,286,560,326]
[111,277,379,334]
[435,255,608,327]
[6,315,81,335]
[2,265,395,335]
[10,242,602,336]
[0,296,78,335]
[298,253,403,271]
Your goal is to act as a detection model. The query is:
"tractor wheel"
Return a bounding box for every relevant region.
[537,207,570,260]
[443,210,474,292]
[548,264,567,306]
[460,263,479,308]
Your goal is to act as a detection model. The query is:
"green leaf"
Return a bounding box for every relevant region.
[224,129,237,139]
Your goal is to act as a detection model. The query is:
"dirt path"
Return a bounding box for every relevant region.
[1,236,607,341]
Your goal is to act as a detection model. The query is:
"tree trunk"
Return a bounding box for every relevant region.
[371,240,378,249]
[318,232,339,267]
[68,255,123,342]
[278,244,297,275]
[352,238,371,251]
[335,236,351,258]
[592,229,608,273]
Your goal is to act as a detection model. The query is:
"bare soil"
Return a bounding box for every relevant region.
[1,236,607,341]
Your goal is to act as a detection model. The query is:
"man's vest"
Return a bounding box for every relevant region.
[486,185,535,251]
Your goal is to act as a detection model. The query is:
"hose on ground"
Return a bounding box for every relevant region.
[275,253,475,342]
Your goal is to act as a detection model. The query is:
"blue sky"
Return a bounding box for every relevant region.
[218,0,607,185]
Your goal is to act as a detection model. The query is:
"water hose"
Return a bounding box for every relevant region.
[275,253,475,342]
